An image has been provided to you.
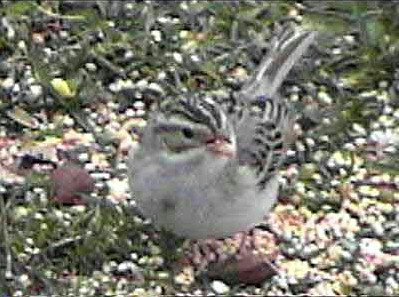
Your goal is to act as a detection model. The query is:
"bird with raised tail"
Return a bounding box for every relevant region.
[127,26,316,241]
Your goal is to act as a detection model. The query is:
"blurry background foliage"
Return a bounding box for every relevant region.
[1,1,399,95]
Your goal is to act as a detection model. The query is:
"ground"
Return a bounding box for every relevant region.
[0,1,398,296]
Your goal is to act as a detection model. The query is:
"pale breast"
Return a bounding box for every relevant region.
[128,149,279,239]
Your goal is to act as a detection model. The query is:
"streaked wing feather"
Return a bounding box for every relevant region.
[234,26,315,188]
[235,97,293,188]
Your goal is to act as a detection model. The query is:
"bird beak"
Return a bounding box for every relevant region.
[206,137,236,159]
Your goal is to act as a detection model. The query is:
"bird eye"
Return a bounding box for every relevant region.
[181,127,194,138]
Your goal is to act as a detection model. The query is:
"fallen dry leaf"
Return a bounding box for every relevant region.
[50,164,95,205]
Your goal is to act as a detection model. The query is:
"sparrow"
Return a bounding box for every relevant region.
[127,26,316,241]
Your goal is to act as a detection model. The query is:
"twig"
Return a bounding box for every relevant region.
[88,50,126,78]
[0,194,12,281]
[29,235,85,266]
[301,6,353,22]
[35,4,86,21]
[78,193,144,219]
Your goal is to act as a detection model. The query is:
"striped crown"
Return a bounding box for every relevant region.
[159,95,229,133]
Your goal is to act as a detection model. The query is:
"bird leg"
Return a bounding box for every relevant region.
[156,230,186,292]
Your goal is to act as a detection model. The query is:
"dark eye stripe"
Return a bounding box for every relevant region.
[153,123,183,133]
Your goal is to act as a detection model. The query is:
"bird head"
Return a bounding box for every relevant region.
[150,95,237,160]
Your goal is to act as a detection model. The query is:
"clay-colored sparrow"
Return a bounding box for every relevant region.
[128,26,316,240]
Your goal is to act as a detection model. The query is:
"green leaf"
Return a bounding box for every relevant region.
[348,1,373,18]
[51,78,76,99]
[0,1,37,16]
[30,52,52,83]
[6,106,40,129]
[24,171,51,189]
[0,37,11,51]
[200,61,222,82]
[302,13,351,34]
[363,17,386,48]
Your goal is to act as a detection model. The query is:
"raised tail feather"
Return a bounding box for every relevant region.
[239,25,317,100]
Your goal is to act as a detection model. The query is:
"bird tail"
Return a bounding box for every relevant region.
[239,25,316,100]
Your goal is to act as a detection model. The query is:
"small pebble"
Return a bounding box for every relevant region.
[211,280,230,295]
[151,30,162,42]
[85,63,97,72]
[2,77,14,89]
[173,52,183,64]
